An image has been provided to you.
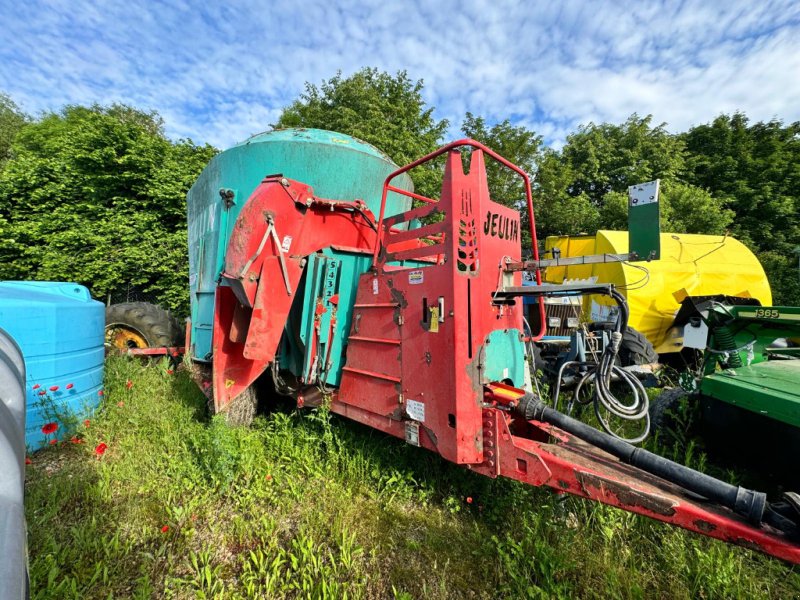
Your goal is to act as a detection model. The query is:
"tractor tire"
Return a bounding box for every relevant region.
[589,322,658,366]
[220,386,258,427]
[105,302,183,351]
[649,387,689,446]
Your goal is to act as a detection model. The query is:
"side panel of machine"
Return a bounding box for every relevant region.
[187,129,414,363]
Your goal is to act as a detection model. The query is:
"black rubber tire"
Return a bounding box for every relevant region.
[223,386,258,427]
[649,387,689,446]
[589,322,658,366]
[105,302,183,348]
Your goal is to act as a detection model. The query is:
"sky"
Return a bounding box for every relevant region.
[1,0,799,150]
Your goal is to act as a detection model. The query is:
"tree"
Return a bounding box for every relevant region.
[0,93,27,163]
[275,68,448,197]
[682,113,800,303]
[0,103,216,315]
[534,114,732,240]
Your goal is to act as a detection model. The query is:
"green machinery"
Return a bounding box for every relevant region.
[652,298,800,481]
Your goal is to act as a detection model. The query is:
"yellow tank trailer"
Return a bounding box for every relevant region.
[544,231,772,354]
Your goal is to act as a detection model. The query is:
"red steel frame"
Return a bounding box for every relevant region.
[210,140,800,564]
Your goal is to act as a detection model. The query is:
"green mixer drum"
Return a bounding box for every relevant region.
[187,128,413,362]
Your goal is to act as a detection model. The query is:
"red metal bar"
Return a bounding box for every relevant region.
[127,346,184,357]
[386,184,438,204]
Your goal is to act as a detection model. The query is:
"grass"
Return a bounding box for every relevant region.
[25,356,800,599]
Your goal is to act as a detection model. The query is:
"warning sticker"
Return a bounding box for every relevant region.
[372,278,379,295]
[406,398,425,422]
[281,235,293,252]
[408,270,424,285]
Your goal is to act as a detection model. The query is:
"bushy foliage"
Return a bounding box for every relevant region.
[682,113,800,304]
[0,104,216,315]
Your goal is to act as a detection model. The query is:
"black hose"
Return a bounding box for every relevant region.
[551,288,650,443]
[517,392,768,524]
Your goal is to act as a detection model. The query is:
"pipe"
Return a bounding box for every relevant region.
[516,392,767,524]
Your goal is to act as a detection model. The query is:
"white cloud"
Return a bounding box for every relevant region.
[0,0,798,150]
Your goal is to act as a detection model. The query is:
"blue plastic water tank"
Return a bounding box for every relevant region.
[0,282,105,450]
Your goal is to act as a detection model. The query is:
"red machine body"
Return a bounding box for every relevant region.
[211,140,800,564]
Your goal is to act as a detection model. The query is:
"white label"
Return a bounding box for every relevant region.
[281,235,293,252]
[405,421,420,446]
[628,180,660,206]
[372,278,379,295]
[409,270,424,285]
[406,398,425,422]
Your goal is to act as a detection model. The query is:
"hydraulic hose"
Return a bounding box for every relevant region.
[517,392,769,524]
[551,288,650,443]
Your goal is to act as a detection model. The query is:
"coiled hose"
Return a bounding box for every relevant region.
[551,289,650,443]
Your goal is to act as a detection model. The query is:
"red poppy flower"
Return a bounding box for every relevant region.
[161,525,169,533]
[166,369,174,375]
[25,457,31,465]
[38,390,46,396]
[117,401,125,408]
[70,436,84,444]
[265,474,272,481]
[32,384,40,390]
[83,419,90,428]
[49,385,59,392]
[98,390,104,397]
[49,439,57,445]
[66,383,74,389]
[126,380,133,389]
[94,442,107,457]
[41,422,58,435]
[466,496,473,504]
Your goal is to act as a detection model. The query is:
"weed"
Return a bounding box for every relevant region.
[24,355,800,599]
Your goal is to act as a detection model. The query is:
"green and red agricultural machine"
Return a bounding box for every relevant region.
[107,129,800,563]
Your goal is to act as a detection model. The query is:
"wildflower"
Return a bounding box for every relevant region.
[94,442,107,457]
[161,525,169,533]
[190,514,198,522]
[38,390,46,396]
[32,384,40,390]
[265,474,273,481]
[166,369,174,375]
[70,436,84,445]
[49,439,57,446]
[466,496,473,504]
[126,380,133,389]
[202,381,211,390]
[66,383,74,390]
[117,401,125,408]
[98,390,104,397]
[41,422,58,435]
[49,385,59,392]
[25,457,31,465]
[84,419,91,428]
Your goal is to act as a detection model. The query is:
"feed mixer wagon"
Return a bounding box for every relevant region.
[186,128,800,563]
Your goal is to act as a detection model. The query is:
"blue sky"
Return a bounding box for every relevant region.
[1,0,799,150]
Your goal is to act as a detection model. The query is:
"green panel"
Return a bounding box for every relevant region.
[701,360,800,428]
[628,181,661,260]
[483,329,526,388]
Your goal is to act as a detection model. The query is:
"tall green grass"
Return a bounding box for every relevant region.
[25,356,800,599]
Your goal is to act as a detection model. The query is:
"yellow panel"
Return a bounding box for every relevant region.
[543,231,772,351]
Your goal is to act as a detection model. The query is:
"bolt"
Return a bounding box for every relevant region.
[306,198,313,206]
[280,178,289,186]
